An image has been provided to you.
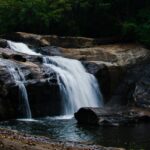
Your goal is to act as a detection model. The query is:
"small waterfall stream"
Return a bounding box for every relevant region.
[7,40,41,56]
[7,40,103,116]
[0,59,32,118]
[8,66,32,118]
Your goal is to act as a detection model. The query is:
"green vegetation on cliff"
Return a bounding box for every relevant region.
[0,0,150,45]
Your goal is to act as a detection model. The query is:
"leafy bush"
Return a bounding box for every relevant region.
[122,22,137,40]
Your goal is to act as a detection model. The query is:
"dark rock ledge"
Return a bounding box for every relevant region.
[75,107,150,126]
[0,128,125,150]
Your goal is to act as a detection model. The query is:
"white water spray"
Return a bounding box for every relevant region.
[8,41,103,116]
[7,40,41,56]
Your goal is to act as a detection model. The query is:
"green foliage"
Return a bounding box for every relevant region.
[137,24,150,46]
[136,7,150,46]
[0,0,150,46]
[122,21,137,39]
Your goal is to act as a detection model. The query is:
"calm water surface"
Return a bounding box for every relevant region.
[0,117,149,150]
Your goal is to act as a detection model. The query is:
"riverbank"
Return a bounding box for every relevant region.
[0,128,124,150]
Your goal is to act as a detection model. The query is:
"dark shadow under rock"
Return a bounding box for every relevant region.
[11,54,27,62]
[26,79,62,117]
[0,39,7,48]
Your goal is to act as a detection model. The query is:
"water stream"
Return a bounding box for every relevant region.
[8,40,103,116]
[0,59,32,118]
[43,56,103,115]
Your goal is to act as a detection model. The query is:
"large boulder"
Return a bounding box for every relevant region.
[75,107,150,126]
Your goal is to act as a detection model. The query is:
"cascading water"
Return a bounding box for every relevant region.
[7,40,103,116]
[0,58,32,118]
[7,40,41,56]
[43,56,103,115]
[8,66,32,118]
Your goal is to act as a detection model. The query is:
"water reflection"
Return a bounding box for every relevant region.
[0,117,149,149]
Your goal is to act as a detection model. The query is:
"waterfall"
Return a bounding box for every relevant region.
[8,66,32,118]
[8,40,103,116]
[43,56,103,115]
[0,59,32,118]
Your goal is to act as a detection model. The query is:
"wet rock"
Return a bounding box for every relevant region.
[3,32,96,48]
[3,33,150,65]
[0,83,20,120]
[75,107,150,126]
[3,32,130,48]
[37,46,63,56]
[40,43,150,66]
[11,54,27,62]
[1,53,10,59]
[0,55,62,120]
[26,79,61,117]
[83,61,125,102]
[0,39,7,48]
[134,76,150,108]
[1,53,27,62]
[3,32,49,47]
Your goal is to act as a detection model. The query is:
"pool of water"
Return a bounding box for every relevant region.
[0,117,149,150]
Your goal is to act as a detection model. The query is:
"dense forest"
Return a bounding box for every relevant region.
[0,0,150,46]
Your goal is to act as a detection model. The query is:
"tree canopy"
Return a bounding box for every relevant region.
[0,0,150,45]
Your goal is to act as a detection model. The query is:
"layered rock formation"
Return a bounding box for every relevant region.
[0,32,150,121]
[0,47,61,119]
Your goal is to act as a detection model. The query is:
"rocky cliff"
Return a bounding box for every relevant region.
[0,32,150,120]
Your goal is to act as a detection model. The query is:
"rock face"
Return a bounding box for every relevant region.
[0,32,150,120]
[35,34,150,108]
[0,47,62,120]
[3,32,150,106]
[0,39,7,48]
[75,107,150,126]
[3,32,126,48]
[134,76,150,108]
